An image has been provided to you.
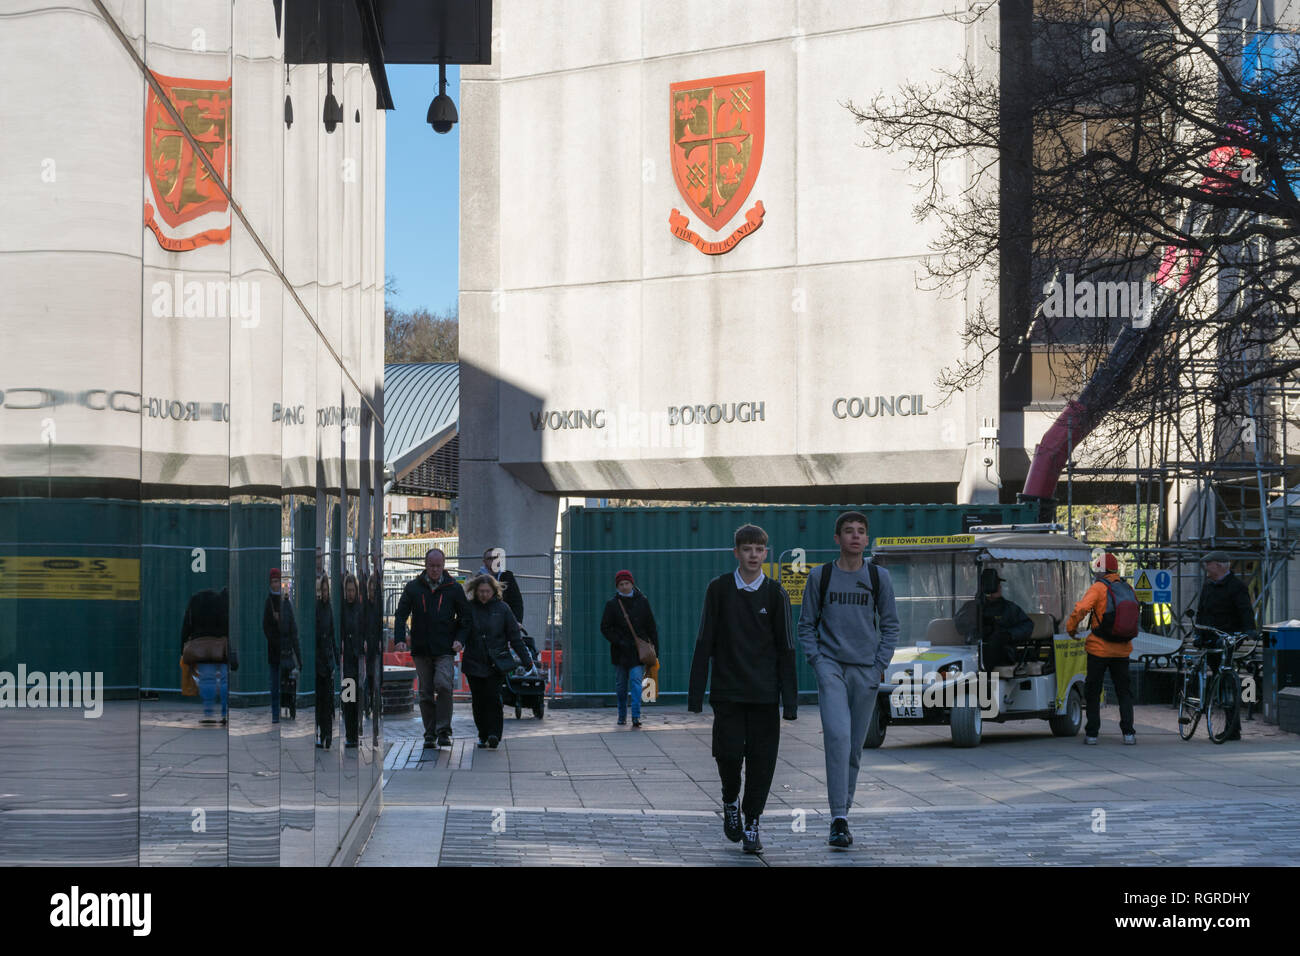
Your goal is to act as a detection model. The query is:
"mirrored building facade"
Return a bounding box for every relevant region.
[1,0,386,865]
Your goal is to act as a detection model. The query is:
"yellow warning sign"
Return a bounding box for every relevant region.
[763,562,817,605]
[0,556,140,601]
[874,535,976,548]
[1133,570,1153,603]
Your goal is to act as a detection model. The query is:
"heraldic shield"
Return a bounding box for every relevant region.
[670,71,764,233]
[143,71,232,252]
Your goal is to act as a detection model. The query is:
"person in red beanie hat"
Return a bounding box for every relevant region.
[1067,551,1138,745]
[600,570,659,727]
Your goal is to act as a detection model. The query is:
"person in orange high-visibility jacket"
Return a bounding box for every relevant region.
[1065,552,1136,745]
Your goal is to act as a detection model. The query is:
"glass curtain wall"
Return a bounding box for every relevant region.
[0,0,385,866]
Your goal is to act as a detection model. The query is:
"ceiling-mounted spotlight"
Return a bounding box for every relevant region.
[323,62,343,133]
[427,60,457,134]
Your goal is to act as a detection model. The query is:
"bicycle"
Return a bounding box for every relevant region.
[1175,621,1254,744]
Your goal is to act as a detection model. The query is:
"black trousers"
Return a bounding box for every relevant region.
[710,701,780,822]
[342,661,360,746]
[1083,654,1134,736]
[315,670,334,743]
[982,630,1017,668]
[467,674,504,742]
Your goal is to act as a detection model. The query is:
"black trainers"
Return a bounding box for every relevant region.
[487,735,500,749]
[631,719,642,728]
[722,803,743,843]
[424,737,438,749]
[476,739,488,749]
[829,817,853,848]
[742,819,763,855]
[437,733,452,748]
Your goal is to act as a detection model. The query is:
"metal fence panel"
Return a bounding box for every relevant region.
[559,503,1037,699]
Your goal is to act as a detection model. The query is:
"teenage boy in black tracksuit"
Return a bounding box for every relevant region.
[394,548,472,748]
[689,524,798,855]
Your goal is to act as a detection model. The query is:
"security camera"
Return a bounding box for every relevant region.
[427,92,457,134]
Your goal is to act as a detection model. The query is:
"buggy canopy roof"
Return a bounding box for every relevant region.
[874,531,1092,563]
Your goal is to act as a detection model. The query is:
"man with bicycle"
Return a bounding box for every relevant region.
[1194,551,1255,741]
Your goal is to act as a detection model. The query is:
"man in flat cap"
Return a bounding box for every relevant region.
[1194,551,1255,740]
[955,567,1034,669]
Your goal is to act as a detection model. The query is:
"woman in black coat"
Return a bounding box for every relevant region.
[315,575,338,749]
[461,573,536,749]
[599,570,659,728]
[340,573,363,748]
[363,572,385,724]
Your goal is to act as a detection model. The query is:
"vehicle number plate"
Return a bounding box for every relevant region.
[890,691,923,719]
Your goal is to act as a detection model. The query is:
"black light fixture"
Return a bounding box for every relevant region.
[426,60,457,134]
[323,61,343,133]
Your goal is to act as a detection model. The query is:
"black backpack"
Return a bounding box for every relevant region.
[813,559,881,631]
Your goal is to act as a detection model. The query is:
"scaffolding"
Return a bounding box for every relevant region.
[1062,353,1300,630]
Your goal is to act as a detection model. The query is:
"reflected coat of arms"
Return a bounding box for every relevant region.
[143,72,232,252]
[669,71,765,254]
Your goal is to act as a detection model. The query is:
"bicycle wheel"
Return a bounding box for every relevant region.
[1177,674,1201,741]
[1207,670,1241,744]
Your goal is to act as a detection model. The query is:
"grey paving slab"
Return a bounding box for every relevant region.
[426,799,1300,866]
[358,702,1299,864]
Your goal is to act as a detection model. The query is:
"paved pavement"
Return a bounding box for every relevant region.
[357,701,1300,866]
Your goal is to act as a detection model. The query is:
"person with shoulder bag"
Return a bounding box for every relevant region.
[599,570,659,728]
[461,573,536,749]
[1066,551,1139,746]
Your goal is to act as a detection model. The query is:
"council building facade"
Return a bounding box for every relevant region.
[458,1,1040,560]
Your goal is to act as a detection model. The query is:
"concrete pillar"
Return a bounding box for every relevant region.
[457,458,559,640]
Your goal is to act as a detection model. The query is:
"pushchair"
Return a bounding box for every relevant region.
[499,626,547,720]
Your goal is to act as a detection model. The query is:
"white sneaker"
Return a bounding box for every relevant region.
[1084,736,1098,745]
[1123,734,1137,745]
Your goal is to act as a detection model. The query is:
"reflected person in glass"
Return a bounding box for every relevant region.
[341,572,363,749]
[315,575,338,749]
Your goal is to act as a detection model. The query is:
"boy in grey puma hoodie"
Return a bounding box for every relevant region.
[798,511,899,848]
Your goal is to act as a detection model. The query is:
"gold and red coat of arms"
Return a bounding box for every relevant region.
[669,71,765,254]
[144,71,232,252]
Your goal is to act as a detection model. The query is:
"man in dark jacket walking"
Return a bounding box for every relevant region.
[1195,550,1255,740]
[600,570,659,727]
[262,568,301,723]
[689,524,798,855]
[394,548,471,749]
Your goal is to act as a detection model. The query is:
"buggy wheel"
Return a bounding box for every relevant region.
[1049,687,1083,737]
[862,699,887,749]
[533,699,545,720]
[950,704,982,748]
